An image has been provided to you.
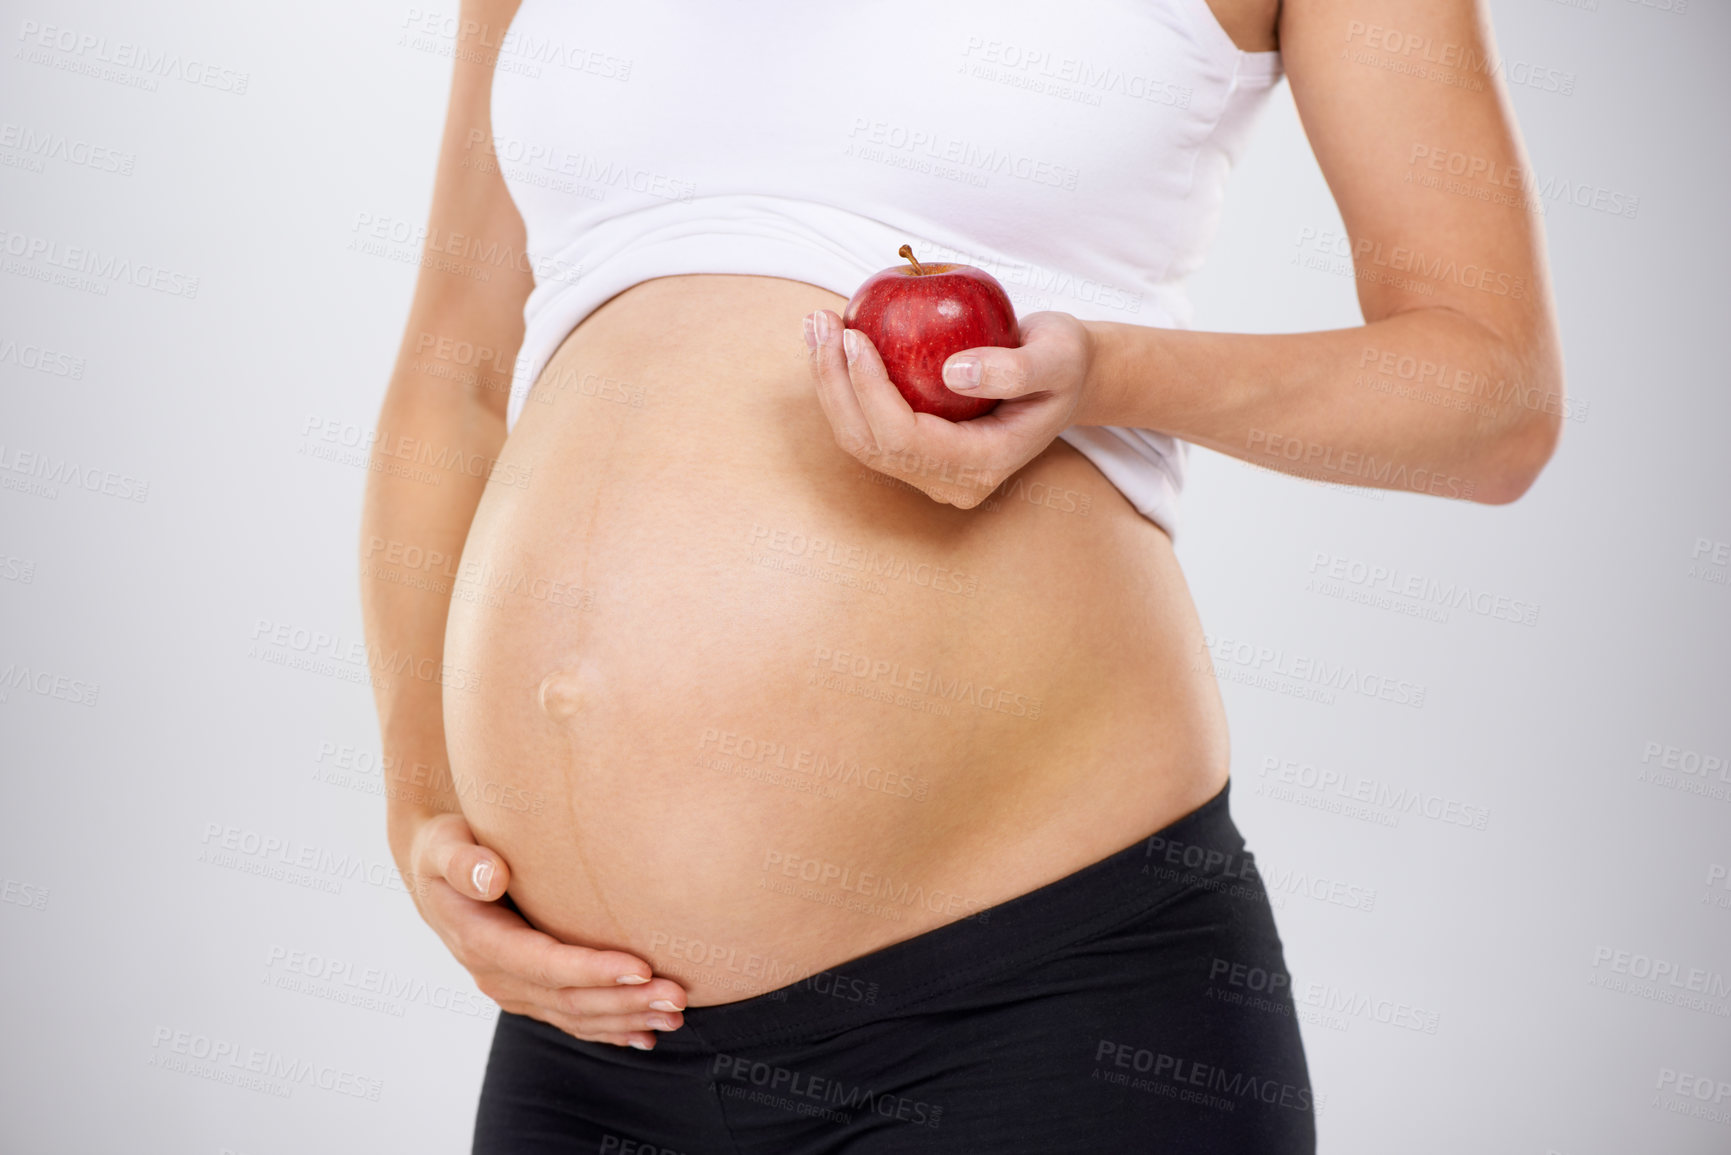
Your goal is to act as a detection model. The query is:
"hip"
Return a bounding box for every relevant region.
[473,779,1317,1153]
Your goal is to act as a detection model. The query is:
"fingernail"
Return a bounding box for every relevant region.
[842,328,860,365]
[649,999,682,1012]
[471,860,493,899]
[648,1014,677,1030]
[944,356,981,389]
[629,1039,653,1051]
[615,973,651,985]
[813,311,832,345]
[802,313,818,350]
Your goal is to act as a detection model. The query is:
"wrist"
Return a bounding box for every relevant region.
[1072,320,1124,428]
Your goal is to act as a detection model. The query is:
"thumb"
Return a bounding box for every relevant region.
[948,339,1038,401]
[415,812,512,902]
[941,312,1082,400]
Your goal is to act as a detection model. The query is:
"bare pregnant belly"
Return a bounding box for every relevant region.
[442,275,1228,1005]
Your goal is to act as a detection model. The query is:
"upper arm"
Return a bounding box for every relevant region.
[391,0,535,423]
[1279,0,1562,388]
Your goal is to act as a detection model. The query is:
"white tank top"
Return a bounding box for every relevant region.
[492,0,1281,537]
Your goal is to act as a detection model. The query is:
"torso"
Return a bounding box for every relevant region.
[443,275,1230,1005]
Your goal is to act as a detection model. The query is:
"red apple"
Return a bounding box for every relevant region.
[842,245,1019,421]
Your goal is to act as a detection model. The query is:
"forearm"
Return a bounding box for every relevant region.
[360,359,506,869]
[1076,305,1564,505]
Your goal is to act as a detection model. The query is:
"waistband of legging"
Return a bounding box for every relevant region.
[654,775,1254,1053]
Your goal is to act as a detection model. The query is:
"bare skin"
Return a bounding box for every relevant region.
[363,0,1560,1051]
[444,272,1226,1004]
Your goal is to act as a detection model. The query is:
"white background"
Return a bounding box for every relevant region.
[2,1,1727,1152]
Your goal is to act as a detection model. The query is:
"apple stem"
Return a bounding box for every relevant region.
[898,244,926,276]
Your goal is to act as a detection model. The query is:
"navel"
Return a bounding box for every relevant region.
[538,668,587,720]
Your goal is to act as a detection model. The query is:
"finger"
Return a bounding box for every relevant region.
[863,407,1010,506]
[940,346,1030,401]
[806,309,878,459]
[537,1010,660,1051]
[825,324,1008,499]
[466,905,684,993]
[809,311,1049,510]
[941,311,1082,401]
[480,969,681,1019]
[420,883,691,1013]
[543,981,689,1019]
[559,1009,686,1036]
[610,1034,661,1051]
[412,812,511,901]
[507,979,686,1033]
[839,326,919,459]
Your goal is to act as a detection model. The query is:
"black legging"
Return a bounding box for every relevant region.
[474,777,1316,1153]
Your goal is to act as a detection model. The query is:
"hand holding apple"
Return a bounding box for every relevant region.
[842,245,1020,421]
[804,246,1098,510]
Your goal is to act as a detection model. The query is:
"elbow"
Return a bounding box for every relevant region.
[1474,367,1565,506]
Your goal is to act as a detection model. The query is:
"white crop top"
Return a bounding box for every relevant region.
[491,0,1282,537]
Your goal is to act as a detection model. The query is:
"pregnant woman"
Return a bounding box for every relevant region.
[361,0,1562,1149]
